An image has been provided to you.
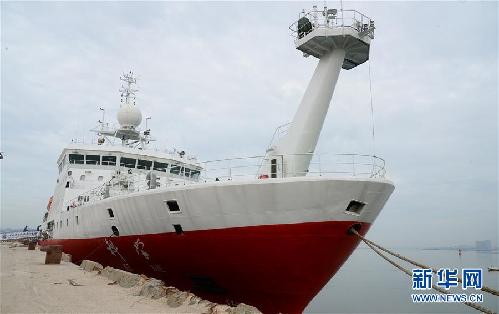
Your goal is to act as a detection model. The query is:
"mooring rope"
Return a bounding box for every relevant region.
[350,228,497,314]
[351,229,499,297]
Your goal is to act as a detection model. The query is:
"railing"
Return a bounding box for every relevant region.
[201,153,386,181]
[66,153,386,208]
[67,172,150,208]
[67,170,199,208]
[289,8,375,40]
[266,123,290,151]
[68,134,198,162]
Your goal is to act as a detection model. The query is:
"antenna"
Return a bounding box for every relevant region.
[119,71,138,106]
[99,107,105,125]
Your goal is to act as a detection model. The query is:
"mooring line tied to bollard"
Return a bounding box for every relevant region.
[349,228,497,314]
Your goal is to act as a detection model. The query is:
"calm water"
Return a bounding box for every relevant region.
[305,246,499,313]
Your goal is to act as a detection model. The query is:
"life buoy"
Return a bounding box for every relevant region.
[258,174,269,179]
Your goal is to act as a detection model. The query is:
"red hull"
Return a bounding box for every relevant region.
[41,220,369,313]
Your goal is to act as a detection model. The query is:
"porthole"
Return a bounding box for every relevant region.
[165,200,180,212]
[111,226,119,236]
[345,200,366,215]
[173,224,183,235]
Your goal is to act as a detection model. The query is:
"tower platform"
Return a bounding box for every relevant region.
[289,8,375,69]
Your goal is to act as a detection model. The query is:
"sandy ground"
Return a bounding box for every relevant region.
[0,243,208,313]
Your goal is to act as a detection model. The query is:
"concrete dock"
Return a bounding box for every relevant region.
[0,243,260,313]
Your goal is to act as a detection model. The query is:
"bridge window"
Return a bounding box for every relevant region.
[184,168,191,177]
[191,170,200,179]
[102,156,116,166]
[137,159,152,170]
[170,165,181,175]
[107,208,114,218]
[120,157,136,168]
[153,161,168,172]
[85,155,100,165]
[69,154,84,164]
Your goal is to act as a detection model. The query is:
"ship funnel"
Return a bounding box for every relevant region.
[261,7,375,178]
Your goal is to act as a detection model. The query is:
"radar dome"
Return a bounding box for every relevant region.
[117,104,142,128]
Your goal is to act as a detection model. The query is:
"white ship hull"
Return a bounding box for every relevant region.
[52,177,393,240]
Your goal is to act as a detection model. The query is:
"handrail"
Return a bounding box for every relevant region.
[266,122,290,150]
[66,152,387,209]
[202,153,386,181]
[289,8,375,40]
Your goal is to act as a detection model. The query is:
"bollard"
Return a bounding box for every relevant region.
[44,245,63,264]
[28,241,36,250]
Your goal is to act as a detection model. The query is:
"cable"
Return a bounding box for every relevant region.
[350,228,499,298]
[368,59,376,156]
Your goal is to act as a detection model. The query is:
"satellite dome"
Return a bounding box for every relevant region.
[117,104,142,128]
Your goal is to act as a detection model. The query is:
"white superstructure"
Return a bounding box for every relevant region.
[42,72,203,237]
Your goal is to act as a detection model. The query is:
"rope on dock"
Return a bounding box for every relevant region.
[350,228,497,314]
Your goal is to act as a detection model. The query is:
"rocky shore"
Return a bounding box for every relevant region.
[0,243,261,314]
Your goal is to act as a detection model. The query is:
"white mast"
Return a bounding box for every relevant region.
[263,7,375,177]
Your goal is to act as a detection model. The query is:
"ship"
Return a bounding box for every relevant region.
[40,6,394,313]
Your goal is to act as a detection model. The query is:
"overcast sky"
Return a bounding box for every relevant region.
[1,1,497,248]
